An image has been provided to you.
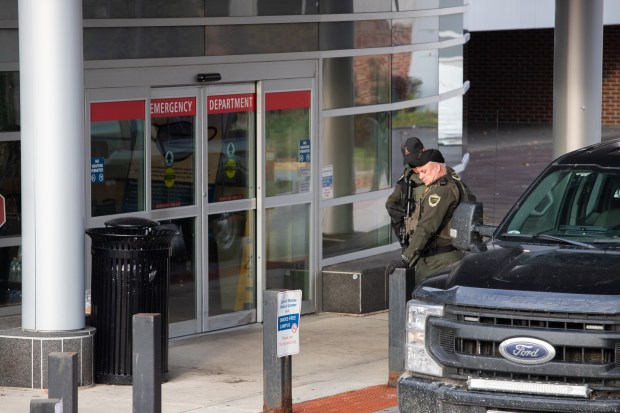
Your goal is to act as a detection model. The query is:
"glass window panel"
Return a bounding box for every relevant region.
[83,0,205,18]
[90,100,146,217]
[0,30,19,63]
[439,14,463,41]
[208,210,255,315]
[150,97,196,209]
[439,45,463,93]
[265,204,310,300]
[0,141,21,237]
[392,50,438,103]
[0,1,17,19]
[393,17,439,46]
[161,217,196,323]
[205,24,318,56]
[320,0,391,13]
[441,0,464,7]
[322,198,391,258]
[265,90,311,197]
[322,55,390,109]
[0,245,21,308]
[320,20,391,51]
[438,95,463,145]
[206,94,256,203]
[0,72,20,131]
[84,27,205,60]
[206,0,318,16]
[322,112,390,198]
[395,0,440,10]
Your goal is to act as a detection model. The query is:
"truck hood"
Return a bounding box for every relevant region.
[445,240,620,295]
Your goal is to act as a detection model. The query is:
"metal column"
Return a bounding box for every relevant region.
[553,0,604,157]
[18,0,85,330]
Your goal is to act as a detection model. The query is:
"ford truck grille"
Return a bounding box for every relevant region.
[427,306,620,394]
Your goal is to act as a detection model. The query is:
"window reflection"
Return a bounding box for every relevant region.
[322,112,390,198]
[439,14,463,41]
[84,27,205,60]
[205,24,318,56]
[322,55,390,109]
[161,217,196,323]
[90,101,146,217]
[392,50,438,102]
[84,0,205,18]
[208,210,255,315]
[395,0,463,10]
[0,31,18,63]
[150,97,196,209]
[322,198,391,258]
[320,20,391,51]
[0,72,19,131]
[0,141,21,237]
[265,91,311,197]
[0,245,21,308]
[393,17,439,45]
[265,205,310,300]
[320,0,391,13]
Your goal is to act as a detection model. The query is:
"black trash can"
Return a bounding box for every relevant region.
[86,217,178,385]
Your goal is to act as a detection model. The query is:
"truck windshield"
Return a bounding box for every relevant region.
[498,167,620,245]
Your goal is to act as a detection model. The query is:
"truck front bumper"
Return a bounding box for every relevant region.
[398,375,620,413]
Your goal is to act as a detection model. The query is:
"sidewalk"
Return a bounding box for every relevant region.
[0,312,397,412]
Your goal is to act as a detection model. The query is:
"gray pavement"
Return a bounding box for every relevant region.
[0,312,392,412]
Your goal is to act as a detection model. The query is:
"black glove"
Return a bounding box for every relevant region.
[385,259,407,276]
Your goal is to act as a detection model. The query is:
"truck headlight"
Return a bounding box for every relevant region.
[406,300,444,377]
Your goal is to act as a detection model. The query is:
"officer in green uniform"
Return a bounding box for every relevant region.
[401,149,464,284]
[385,137,426,249]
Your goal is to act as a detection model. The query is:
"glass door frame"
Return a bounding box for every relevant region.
[149,86,203,338]
[203,83,258,332]
[257,78,317,320]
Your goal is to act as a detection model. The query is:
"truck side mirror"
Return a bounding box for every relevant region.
[450,202,496,251]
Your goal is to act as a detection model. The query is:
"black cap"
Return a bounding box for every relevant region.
[401,137,424,165]
[410,148,445,167]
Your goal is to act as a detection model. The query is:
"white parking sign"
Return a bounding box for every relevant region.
[276,290,302,357]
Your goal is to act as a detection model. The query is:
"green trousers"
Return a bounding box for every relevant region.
[414,249,464,285]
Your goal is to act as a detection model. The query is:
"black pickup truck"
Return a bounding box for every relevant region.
[398,138,620,412]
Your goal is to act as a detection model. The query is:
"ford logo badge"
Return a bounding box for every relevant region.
[499,337,556,365]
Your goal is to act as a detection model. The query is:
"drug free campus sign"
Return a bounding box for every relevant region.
[276,290,302,357]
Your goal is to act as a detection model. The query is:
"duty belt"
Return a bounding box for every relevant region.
[423,245,456,257]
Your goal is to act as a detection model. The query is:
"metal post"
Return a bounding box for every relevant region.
[48,352,77,413]
[133,313,162,413]
[263,290,293,413]
[30,399,62,413]
[388,268,414,387]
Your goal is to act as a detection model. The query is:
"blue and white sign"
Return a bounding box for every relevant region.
[298,139,310,162]
[91,157,105,183]
[276,290,302,357]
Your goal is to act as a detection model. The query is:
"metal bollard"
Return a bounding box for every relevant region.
[263,290,293,413]
[133,313,162,413]
[48,352,78,413]
[388,268,415,387]
[30,399,62,413]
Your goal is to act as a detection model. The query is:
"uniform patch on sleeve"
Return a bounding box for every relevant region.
[429,194,441,207]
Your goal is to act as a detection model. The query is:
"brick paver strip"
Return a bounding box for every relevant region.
[293,385,397,413]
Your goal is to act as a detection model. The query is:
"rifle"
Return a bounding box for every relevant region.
[400,177,416,247]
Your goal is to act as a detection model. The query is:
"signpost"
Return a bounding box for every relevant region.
[0,194,5,228]
[276,290,302,358]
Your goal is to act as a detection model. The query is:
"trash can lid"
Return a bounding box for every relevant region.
[104,217,160,229]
